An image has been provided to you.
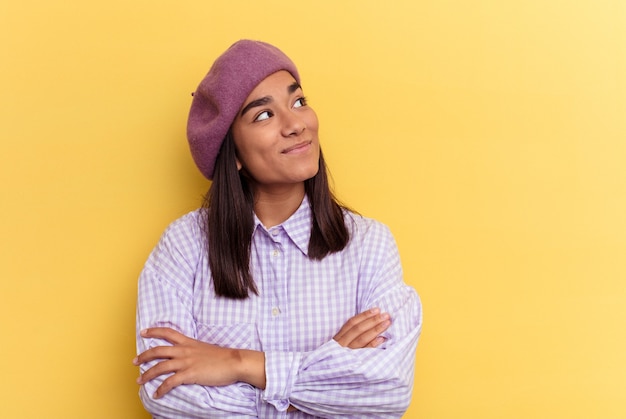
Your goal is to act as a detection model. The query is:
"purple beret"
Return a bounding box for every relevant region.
[187,40,301,180]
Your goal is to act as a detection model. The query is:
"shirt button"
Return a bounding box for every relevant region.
[271,307,281,317]
[272,250,279,257]
[271,230,279,237]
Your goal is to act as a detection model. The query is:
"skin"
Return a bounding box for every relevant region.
[134,71,392,401]
[231,70,320,227]
[134,308,391,398]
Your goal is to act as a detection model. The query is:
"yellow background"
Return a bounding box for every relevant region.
[1,1,625,417]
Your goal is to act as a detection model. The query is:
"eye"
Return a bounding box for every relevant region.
[293,97,308,108]
[254,110,273,122]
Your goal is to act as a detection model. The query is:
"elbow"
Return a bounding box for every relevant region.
[354,362,415,416]
[377,355,417,415]
[389,371,415,415]
[396,383,414,414]
[139,384,174,417]
[365,379,414,417]
[139,385,160,415]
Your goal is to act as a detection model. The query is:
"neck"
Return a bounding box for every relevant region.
[252,183,306,228]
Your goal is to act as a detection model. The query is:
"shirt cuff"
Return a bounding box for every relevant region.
[261,350,302,411]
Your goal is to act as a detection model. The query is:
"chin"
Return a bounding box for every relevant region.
[301,166,320,182]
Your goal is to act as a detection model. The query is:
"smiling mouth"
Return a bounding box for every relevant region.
[281,141,312,154]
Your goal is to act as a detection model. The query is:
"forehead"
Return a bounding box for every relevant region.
[244,70,298,101]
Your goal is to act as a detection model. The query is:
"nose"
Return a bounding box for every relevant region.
[280,110,306,137]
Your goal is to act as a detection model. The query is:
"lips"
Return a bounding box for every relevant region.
[281,141,312,154]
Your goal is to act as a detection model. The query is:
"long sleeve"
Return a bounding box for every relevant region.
[136,204,422,418]
[136,212,258,418]
[261,220,422,418]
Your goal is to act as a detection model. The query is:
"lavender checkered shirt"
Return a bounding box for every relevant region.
[136,196,422,418]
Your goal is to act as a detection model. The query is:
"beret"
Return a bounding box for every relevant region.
[187,40,301,180]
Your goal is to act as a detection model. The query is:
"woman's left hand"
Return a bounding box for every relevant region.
[133,327,265,399]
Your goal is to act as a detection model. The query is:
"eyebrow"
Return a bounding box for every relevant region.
[240,96,272,117]
[288,82,301,94]
[240,82,303,117]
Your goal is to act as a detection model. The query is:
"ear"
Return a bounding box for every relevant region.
[235,156,243,171]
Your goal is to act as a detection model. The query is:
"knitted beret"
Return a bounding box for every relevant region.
[187,40,301,180]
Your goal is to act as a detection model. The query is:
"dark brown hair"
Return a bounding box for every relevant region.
[203,132,350,299]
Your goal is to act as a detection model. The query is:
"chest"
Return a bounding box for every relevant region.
[192,241,362,352]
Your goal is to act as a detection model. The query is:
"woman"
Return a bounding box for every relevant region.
[134,40,422,418]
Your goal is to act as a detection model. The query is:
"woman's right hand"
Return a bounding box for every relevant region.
[333,307,391,349]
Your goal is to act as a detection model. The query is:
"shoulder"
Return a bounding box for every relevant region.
[160,209,204,243]
[139,210,205,302]
[341,209,406,304]
[343,209,395,245]
[147,209,205,269]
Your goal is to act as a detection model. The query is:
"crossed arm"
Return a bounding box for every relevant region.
[135,215,421,417]
[134,307,392,399]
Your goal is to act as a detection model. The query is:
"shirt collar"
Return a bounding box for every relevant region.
[253,195,312,256]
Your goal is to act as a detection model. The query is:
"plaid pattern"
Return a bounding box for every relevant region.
[137,197,422,418]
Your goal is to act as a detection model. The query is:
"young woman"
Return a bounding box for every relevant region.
[134,40,422,418]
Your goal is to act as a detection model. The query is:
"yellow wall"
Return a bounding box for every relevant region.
[1,1,625,417]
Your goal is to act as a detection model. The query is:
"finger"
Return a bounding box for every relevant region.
[140,327,187,345]
[339,312,390,347]
[137,359,180,385]
[364,336,387,349]
[345,317,391,349]
[344,313,390,348]
[135,345,178,366]
[335,310,382,345]
[154,372,186,399]
[334,308,380,341]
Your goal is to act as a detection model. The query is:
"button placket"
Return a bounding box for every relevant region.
[265,225,287,350]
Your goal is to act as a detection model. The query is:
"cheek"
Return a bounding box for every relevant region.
[233,140,275,176]
[232,128,259,166]
[307,110,320,132]
[236,147,263,171]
